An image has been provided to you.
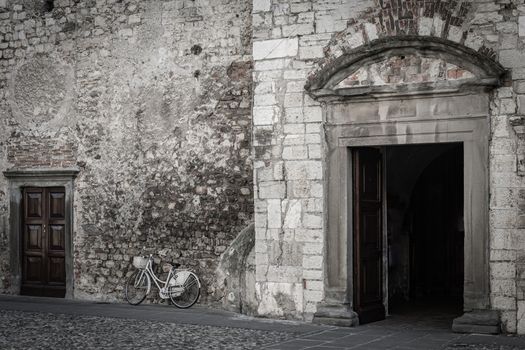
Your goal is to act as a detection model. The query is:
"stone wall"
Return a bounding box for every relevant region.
[0,0,253,304]
[252,0,525,333]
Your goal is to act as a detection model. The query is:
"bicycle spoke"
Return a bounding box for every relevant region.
[169,272,200,308]
[125,270,150,305]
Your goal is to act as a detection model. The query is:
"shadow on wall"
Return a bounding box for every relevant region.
[213,223,257,315]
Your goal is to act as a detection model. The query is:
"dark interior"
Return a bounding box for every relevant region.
[386,143,464,316]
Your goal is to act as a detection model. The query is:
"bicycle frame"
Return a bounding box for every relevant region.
[140,254,176,297]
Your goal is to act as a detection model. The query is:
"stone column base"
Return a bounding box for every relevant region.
[452,310,500,334]
[312,303,359,327]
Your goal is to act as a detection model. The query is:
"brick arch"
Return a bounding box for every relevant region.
[319,1,493,62]
[305,36,505,100]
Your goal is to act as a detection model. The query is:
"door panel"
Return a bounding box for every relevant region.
[49,192,65,218]
[26,225,43,250]
[21,187,66,297]
[26,193,43,218]
[48,257,66,284]
[25,256,43,282]
[49,225,65,251]
[353,148,385,324]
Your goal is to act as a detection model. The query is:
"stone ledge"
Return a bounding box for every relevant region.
[3,167,80,179]
[452,310,500,334]
[312,303,359,327]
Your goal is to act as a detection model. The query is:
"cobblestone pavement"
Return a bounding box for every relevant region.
[0,310,295,350]
[0,296,525,349]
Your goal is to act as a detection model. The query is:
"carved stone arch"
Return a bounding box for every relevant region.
[306,36,506,101]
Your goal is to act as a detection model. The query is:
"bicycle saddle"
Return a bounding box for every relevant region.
[171,262,181,268]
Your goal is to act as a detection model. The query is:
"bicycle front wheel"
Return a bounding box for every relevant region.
[168,272,200,308]
[125,269,150,305]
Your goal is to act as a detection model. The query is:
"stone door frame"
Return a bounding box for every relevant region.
[306,37,505,325]
[323,93,490,315]
[3,168,78,299]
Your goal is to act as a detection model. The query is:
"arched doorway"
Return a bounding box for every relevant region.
[309,37,504,332]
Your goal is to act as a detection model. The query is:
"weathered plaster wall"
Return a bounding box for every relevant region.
[252,0,525,332]
[0,0,253,304]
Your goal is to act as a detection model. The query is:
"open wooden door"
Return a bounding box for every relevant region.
[353,148,385,324]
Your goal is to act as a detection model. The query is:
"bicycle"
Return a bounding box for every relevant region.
[124,254,201,308]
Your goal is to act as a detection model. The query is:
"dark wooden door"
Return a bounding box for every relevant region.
[353,148,385,324]
[22,187,66,297]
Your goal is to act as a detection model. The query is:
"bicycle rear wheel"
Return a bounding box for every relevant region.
[168,271,200,308]
[125,269,150,305]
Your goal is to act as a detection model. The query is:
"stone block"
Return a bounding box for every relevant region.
[267,199,281,229]
[515,81,525,94]
[347,31,364,49]
[303,255,323,269]
[285,160,322,180]
[490,187,516,209]
[303,269,323,280]
[284,134,306,145]
[499,98,517,114]
[491,262,516,279]
[128,15,140,24]
[501,310,517,333]
[295,229,322,243]
[303,242,323,255]
[305,198,323,213]
[258,181,286,199]
[491,279,517,296]
[490,249,517,262]
[315,18,346,33]
[255,252,269,266]
[282,23,314,37]
[299,46,324,60]
[255,58,289,71]
[282,145,308,160]
[253,38,298,60]
[305,134,321,145]
[518,302,525,334]
[284,93,303,107]
[308,144,321,159]
[255,213,267,228]
[285,107,304,123]
[253,0,271,13]
[288,180,313,198]
[305,280,323,291]
[304,290,323,302]
[364,22,378,41]
[283,124,305,134]
[283,199,302,228]
[492,295,517,310]
[253,106,278,125]
[254,93,277,107]
[520,17,525,37]
[290,2,311,13]
[266,266,302,283]
[491,115,511,138]
[303,106,322,122]
[500,50,525,68]
[490,209,518,230]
